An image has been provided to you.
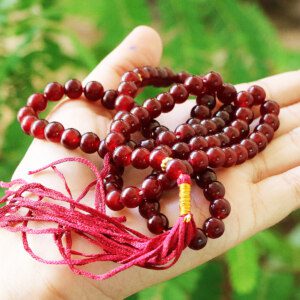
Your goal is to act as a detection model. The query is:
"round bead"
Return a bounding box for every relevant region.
[131,147,150,169]
[188,150,208,173]
[170,84,189,103]
[101,89,118,110]
[235,107,254,124]
[223,147,237,167]
[234,91,254,107]
[260,100,280,115]
[207,147,225,168]
[60,128,81,150]
[214,110,231,124]
[255,123,274,142]
[151,125,168,139]
[203,218,225,238]
[80,132,100,153]
[115,95,135,111]
[203,181,225,201]
[44,82,64,101]
[205,135,221,148]
[149,149,168,170]
[156,131,177,146]
[30,119,48,139]
[186,118,200,125]
[260,113,280,131]
[112,145,132,166]
[122,113,140,133]
[172,142,190,159]
[105,132,125,152]
[139,201,160,219]
[118,81,138,97]
[177,71,191,83]
[221,104,235,116]
[27,93,47,112]
[200,119,217,135]
[139,139,155,151]
[143,98,162,118]
[212,117,226,131]
[106,191,124,211]
[203,71,223,92]
[142,178,162,201]
[191,105,211,119]
[45,122,64,143]
[249,132,268,152]
[215,133,230,147]
[231,120,249,139]
[189,136,208,151]
[175,124,195,142]
[121,71,142,86]
[120,187,142,208]
[147,213,169,234]
[192,124,208,136]
[157,173,176,190]
[188,228,207,250]
[217,83,237,104]
[84,81,104,101]
[110,119,130,137]
[104,173,123,190]
[248,85,266,105]
[166,159,188,180]
[184,76,204,95]
[209,198,231,219]
[196,94,216,109]
[130,106,150,125]
[231,144,248,165]
[241,139,258,159]
[98,140,108,158]
[105,183,119,194]
[195,168,217,189]
[157,93,175,112]
[64,79,82,99]
[223,126,240,143]
[17,106,36,122]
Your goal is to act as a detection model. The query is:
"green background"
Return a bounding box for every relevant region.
[0,0,299,299]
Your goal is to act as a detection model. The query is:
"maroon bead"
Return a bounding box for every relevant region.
[115,95,135,111]
[122,113,140,133]
[241,139,258,159]
[156,131,177,146]
[45,122,64,143]
[195,168,217,189]
[44,82,64,101]
[223,126,240,143]
[60,128,81,150]
[151,125,168,139]
[231,120,249,139]
[212,117,226,131]
[188,228,207,250]
[177,71,191,83]
[139,201,160,219]
[184,76,204,95]
[105,182,119,194]
[196,94,216,109]
[187,118,200,125]
[210,198,231,219]
[175,124,195,142]
[221,104,235,116]
[157,93,175,113]
[154,145,173,157]
[231,144,248,165]
[112,145,132,166]
[191,105,211,119]
[98,140,108,158]
[101,89,118,110]
[172,142,190,159]
[204,217,225,238]
[17,106,36,122]
[139,139,155,151]
[250,132,268,152]
[131,147,150,169]
[80,132,100,153]
[260,100,280,115]
[147,213,169,234]
[207,147,225,168]
[223,147,237,167]
[170,84,189,103]
[143,98,162,118]
[234,91,254,107]
[118,81,138,97]
[189,136,208,151]
[188,150,208,173]
[192,124,208,136]
[149,149,168,170]
[217,83,237,104]
[84,81,104,101]
[203,71,223,92]
[64,79,82,99]
[121,71,142,86]
[157,173,176,190]
[248,85,266,105]
[27,93,47,112]
[130,106,150,125]
[214,110,231,124]
[105,132,125,152]
[200,119,217,135]
[205,135,221,148]
[104,173,123,189]
[235,107,254,124]
[106,191,124,211]
[166,159,188,180]
[133,67,150,82]
[260,113,280,131]
[142,178,162,201]
[121,186,142,208]
[114,111,128,121]
[110,119,130,137]
[30,119,48,139]
[204,181,225,201]
[215,133,230,147]
[255,123,274,142]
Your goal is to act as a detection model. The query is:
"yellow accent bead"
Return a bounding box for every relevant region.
[161,157,172,171]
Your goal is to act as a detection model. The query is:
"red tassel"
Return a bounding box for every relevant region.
[0,155,196,280]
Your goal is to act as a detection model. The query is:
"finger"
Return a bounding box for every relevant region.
[250,127,300,182]
[235,70,300,108]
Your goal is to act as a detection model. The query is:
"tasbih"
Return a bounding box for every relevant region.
[0,66,280,280]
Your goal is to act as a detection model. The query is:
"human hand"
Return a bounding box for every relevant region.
[0,26,300,299]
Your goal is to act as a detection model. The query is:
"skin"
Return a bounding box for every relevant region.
[0,26,300,299]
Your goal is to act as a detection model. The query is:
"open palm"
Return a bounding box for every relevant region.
[0,26,299,299]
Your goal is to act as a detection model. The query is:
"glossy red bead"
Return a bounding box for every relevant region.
[112,145,132,166]
[115,95,135,111]
[250,132,268,152]
[142,120,160,138]
[104,173,123,189]
[105,132,125,152]
[211,117,226,131]
[215,133,230,147]
[260,100,280,115]
[166,159,188,180]
[205,135,221,148]
[200,119,217,135]
[17,106,36,122]
[122,113,140,133]
[235,107,254,124]
[231,120,249,139]
[217,83,237,104]
[191,105,211,119]
[231,144,248,165]
[196,94,216,109]
[214,110,231,124]
[147,213,169,234]
[130,106,150,125]
[255,123,274,142]
[195,168,217,189]
[157,173,176,190]
[223,147,237,167]
[120,186,142,208]
[191,124,208,136]
[143,98,162,118]
[156,131,177,146]
[172,142,190,159]
[84,81,104,101]
[170,84,189,103]
[204,217,225,238]
[110,119,130,137]
[203,181,225,201]
[248,85,266,105]
[106,191,124,211]
[234,91,254,107]
[188,150,208,173]
[30,119,48,139]
[27,93,47,112]
[60,128,81,150]
[64,79,82,99]
[44,82,64,101]
[223,126,240,143]
[149,149,168,170]
[241,139,258,159]
[189,136,208,151]
[177,71,191,83]
[142,178,162,201]
[121,71,142,86]
[203,71,223,92]
[131,147,150,169]
[101,89,118,110]
[184,76,204,95]
[209,198,231,219]
[207,147,225,168]
[175,124,195,142]
[98,140,108,158]
[139,139,155,151]
[118,81,138,97]
[80,132,100,153]
[260,113,280,131]
[157,93,175,112]
[45,122,64,143]
[139,200,160,219]
[188,228,207,250]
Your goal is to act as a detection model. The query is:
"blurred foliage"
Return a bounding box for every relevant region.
[0,0,299,299]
